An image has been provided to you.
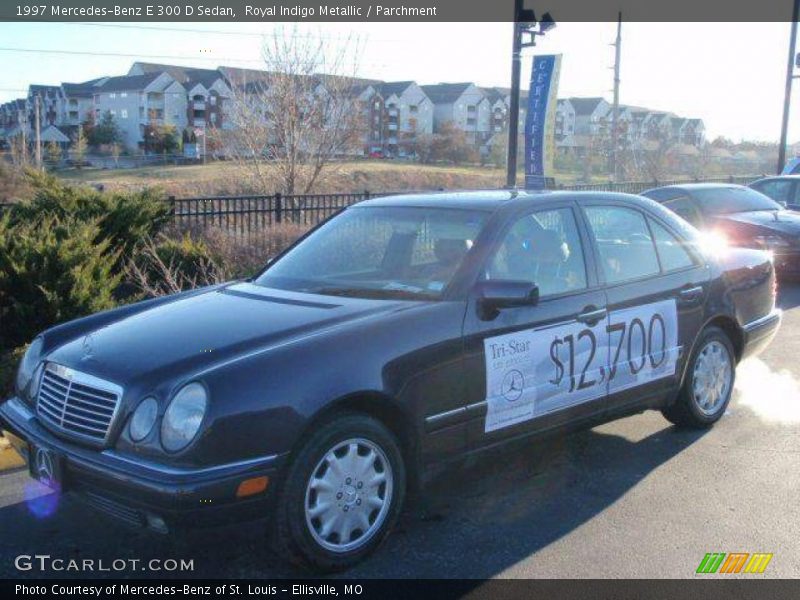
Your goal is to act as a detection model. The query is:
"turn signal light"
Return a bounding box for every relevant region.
[236,476,269,498]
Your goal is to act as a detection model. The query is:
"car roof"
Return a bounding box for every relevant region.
[356,189,648,211]
[751,175,800,182]
[641,182,747,195]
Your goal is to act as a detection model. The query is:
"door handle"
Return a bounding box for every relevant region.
[577,307,608,325]
[679,286,704,301]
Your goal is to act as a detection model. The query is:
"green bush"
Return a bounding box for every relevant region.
[7,171,171,271]
[0,213,121,349]
[0,346,26,398]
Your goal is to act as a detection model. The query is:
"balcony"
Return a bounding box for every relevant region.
[387,123,398,131]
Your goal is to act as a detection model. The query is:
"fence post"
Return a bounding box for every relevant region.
[168,195,176,216]
[275,192,282,224]
[364,189,370,201]
[728,175,734,183]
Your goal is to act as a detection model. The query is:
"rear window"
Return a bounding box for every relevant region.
[692,187,782,214]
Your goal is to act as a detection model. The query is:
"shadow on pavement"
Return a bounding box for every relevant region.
[0,419,706,579]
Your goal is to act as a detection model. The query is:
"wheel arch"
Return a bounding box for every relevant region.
[286,391,420,492]
[704,314,744,361]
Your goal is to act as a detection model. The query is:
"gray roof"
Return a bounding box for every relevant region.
[96,73,163,93]
[132,62,222,88]
[29,85,61,98]
[62,78,106,98]
[377,81,415,97]
[566,97,606,116]
[421,82,474,103]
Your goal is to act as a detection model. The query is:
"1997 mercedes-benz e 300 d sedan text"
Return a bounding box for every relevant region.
[1,191,781,570]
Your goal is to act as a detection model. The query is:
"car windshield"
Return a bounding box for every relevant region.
[692,187,782,215]
[255,206,489,300]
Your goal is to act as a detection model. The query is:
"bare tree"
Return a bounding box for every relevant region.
[126,236,226,298]
[221,27,366,196]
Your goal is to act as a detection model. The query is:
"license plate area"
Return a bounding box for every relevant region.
[29,444,64,491]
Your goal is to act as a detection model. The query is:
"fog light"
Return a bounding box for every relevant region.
[146,513,168,534]
[236,476,269,498]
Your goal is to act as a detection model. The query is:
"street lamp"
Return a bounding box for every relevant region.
[506,2,556,188]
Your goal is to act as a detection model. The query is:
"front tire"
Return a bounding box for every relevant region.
[662,326,736,429]
[274,413,406,571]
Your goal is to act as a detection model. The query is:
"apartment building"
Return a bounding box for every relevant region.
[421,82,491,144]
[129,62,232,130]
[378,81,434,157]
[92,72,187,150]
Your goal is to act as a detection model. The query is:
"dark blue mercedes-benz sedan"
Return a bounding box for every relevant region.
[0,190,781,570]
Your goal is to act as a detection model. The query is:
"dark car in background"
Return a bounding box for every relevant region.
[1,190,781,571]
[642,183,800,276]
[749,175,800,210]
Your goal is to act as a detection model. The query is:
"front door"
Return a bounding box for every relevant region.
[460,203,610,450]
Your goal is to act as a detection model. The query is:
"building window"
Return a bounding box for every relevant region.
[409,105,418,114]
[110,110,116,116]
[209,96,217,105]
[120,109,128,119]
[120,92,127,98]
[109,93,116,99]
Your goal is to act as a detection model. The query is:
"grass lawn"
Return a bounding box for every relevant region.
[56,160,587,198]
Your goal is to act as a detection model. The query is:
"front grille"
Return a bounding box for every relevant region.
[36,364,123,445]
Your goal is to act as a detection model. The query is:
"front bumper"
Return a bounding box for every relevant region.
[0,397,287,532]
[741,308,782,359]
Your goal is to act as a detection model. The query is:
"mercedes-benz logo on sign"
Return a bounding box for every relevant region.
[501,369,525,402]
[35,448,55,483]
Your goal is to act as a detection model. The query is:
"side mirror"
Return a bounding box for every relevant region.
[475,280,539,319]
[779,200,788,209]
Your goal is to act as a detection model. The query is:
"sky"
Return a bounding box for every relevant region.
[0,21,795,143]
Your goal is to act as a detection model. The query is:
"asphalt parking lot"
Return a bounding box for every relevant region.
[1,286,799,580]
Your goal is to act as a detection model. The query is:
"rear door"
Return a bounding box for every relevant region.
[459,201,610,450]
[580,200,709,416]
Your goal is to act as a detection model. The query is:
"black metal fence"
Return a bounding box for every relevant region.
[168,175,762,250]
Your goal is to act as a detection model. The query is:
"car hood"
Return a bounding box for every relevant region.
[45,282,411,386]
[715,209,800,235]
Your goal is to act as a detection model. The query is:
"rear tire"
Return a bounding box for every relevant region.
[273,413,406,572]
[662,326,736,429]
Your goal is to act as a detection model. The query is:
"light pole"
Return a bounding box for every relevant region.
[505,3,555,188]
[778,0,800,174]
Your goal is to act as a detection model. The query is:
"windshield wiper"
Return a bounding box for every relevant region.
[312,287,435,300]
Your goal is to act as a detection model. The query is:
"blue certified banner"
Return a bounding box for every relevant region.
[525,54,561,190]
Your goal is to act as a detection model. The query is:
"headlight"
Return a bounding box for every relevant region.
[129,397,158,442]
[161,383,207,452]
[15,337,44,399]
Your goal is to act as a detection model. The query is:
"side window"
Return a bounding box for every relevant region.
[486,208,587,298]
[648,218,696,271]
[584,206,660,284]
[754,180,791,204]
[663,196,703,227]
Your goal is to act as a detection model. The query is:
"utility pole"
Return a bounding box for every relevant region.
[34,94,42,169]
[778,0,800,174]
[610,12,622,182]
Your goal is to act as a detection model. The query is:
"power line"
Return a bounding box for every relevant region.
[0,46,263,64]
[0,46,391,69]
[66,22,404,43]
